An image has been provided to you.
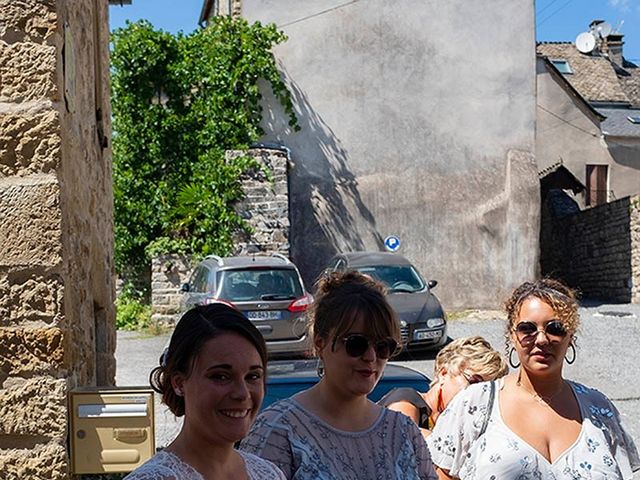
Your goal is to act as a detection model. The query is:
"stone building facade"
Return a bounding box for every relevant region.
[0,1,115,478]
[541,195,640,302]
[151,148,290,324]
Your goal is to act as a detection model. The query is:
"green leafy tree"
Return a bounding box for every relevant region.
[111,17,297,284]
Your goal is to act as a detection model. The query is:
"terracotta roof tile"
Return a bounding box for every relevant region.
[537,42,630,103]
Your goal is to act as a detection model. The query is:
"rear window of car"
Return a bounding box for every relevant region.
[356,265,425,292]
[216,268,304,302]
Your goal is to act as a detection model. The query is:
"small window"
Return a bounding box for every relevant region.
[628,115,640,124]
[551,59,573,74]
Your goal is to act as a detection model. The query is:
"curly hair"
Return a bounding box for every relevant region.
[149,303,267,417]
[431,336,508,387]
[504,278,579,352]
[308,270,400,355]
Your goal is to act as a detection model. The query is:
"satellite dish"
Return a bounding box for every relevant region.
[595,21,613,38]
[576,32,596,53]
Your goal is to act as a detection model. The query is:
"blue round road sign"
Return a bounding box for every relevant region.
[384,235,401,252]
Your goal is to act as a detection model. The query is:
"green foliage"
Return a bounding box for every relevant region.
[115,292,152,331]
[111,17,297,280]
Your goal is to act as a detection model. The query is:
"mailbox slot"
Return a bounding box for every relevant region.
[69,387,155,474]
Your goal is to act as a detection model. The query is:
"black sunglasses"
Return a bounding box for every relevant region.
[514,320,567,343]
[335,334,399,359]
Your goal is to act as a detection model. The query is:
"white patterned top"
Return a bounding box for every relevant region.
[123,449,286,479]
[240,397,437,479]
[427,380,640,480]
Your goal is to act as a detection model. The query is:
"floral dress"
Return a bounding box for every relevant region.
[427,380,640,479]
[123,449,286,479]
[240,397,437,479]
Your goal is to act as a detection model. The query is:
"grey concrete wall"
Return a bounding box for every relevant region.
[241,0,538,308]
[536,58,640,206]
[540,195,640,302]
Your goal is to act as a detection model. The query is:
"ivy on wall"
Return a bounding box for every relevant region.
[110,17,297,283]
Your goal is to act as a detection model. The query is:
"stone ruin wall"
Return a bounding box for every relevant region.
[541,195,640,303]
[151,148,290,324]
[0,1,115,478]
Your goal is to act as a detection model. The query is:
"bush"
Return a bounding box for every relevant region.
[116,295,152,331]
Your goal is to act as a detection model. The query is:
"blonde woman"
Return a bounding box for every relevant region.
[379,336,508,438]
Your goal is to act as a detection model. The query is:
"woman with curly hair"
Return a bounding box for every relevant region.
[427,279,640,480]
[379,335,508,439]
[240,270,436,479]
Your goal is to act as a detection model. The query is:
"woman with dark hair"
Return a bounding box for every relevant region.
[125,303,285,479]
[240,271,436,479]
[427,279,640,480]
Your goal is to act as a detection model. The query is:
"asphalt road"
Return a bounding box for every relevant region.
[115,301,640,459]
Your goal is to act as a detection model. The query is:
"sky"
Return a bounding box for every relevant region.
[109,0,640,63]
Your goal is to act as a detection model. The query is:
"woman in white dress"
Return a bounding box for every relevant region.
[427,279,640,480]
[240,271,437,479]
[125,303,284,480]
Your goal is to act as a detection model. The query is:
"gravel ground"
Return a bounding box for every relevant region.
[115,301,640,472]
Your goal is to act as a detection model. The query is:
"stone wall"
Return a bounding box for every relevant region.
[151,148,290,324]
[541,195,640,302]
[0,0,115,478]
[151,255,193,325]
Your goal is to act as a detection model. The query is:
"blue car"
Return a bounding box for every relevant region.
[264,359,430,410]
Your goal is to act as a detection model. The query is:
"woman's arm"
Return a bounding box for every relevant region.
[385,400,421,425]
[435,466,456,480]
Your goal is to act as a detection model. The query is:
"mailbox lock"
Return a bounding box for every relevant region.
[77,430,86,439]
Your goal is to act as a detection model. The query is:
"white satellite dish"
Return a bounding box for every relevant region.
[576,32,596,53]
[595,21,613,38]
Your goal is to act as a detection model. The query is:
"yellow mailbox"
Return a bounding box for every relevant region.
[69,387,155,474]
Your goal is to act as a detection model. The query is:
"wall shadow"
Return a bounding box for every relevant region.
[261,68,384,287]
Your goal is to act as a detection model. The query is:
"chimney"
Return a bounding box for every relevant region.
[604,33,624,66]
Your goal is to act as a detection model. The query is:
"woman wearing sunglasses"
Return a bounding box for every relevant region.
[379,336,508,439]
[427,279,639,480]
[240,271,436,479]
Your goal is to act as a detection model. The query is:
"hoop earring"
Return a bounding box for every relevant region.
[317,359,325,378]
[565,343,576,364]
[509,347,520,369]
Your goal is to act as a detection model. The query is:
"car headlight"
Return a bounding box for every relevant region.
[426,317,445,328]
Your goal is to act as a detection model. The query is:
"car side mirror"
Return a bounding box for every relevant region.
[427,280,438,289]
[180,283,190,292]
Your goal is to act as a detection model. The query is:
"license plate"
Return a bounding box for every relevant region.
[247,310,282,320]
[414,329,442,341]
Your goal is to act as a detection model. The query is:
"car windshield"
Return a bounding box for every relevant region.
[355,265,425,293]
[216,268,304,302]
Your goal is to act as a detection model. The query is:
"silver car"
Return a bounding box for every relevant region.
[324,252,448,352]
[180,253,312,356]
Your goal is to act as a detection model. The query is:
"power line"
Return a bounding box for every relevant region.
[537,0,563,16]
[277,0,362,29]
[537,0,575,28]
[537,104,599,138]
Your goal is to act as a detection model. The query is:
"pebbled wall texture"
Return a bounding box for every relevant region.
[0,0,115,478]
[541,195,640,303]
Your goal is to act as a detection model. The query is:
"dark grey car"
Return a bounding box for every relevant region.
[180,253,312,356]
[324,252,447,351]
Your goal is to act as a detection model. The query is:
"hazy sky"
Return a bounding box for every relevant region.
[109,0,640,62]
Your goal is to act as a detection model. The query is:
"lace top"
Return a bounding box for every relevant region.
[427,380,640,480]
[240,397,437,479]
[123,449,285,479]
